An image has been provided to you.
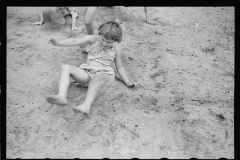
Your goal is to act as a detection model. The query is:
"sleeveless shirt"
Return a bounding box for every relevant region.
[79,40,116,75]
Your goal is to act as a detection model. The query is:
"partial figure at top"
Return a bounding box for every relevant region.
[32,7,81,32]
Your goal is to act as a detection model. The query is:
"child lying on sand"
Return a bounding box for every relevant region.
[46,21,135,116]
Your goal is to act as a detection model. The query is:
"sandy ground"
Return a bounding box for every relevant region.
[6,7,234,159]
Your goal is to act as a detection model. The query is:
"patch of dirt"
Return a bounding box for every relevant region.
[7,7,234,159]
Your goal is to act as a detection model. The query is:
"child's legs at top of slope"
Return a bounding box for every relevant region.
[32,7,52,25]
[83,7,99,35]
[81,7,99,52]
[41,8,50,21]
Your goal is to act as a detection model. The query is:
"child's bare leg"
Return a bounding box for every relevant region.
[33,8,49,25]
[69,8,81,31]
[84,7,99,35]
[73,73,113,115]
[46,64,90,106]
[144,7,158,25]
[81,7,98,52]
[113,6,122,24]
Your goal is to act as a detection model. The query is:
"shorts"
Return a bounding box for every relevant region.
[77,69,115,87]
[83,69,115,79]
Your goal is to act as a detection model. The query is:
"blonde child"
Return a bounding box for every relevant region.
[33,7,81,32]
[46,21,135,116]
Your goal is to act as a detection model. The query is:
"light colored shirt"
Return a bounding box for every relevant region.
[79,40,116,75]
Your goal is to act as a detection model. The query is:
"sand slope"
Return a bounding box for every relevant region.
[7,7,234,159]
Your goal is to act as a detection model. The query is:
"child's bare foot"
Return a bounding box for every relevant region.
[72,103,91,116]
[146,19,158,25]
[46,95,67,106]
[72,26,82,32]
[33,21,43,26]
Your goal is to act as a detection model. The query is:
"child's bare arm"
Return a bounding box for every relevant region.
[114,43,134,87]
[33,9,44,25]
[49,35,96,47]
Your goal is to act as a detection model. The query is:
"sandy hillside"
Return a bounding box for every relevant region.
[7,7,234,159]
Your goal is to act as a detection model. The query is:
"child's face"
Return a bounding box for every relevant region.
[99,35,115,49]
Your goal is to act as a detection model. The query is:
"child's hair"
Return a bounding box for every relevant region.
[98,21,122,43]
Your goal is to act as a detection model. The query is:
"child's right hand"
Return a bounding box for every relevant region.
[49,38,58,46]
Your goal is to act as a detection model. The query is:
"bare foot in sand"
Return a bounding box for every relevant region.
[72,103,91,116]
[146,19,158,25]
[46,95,68,106]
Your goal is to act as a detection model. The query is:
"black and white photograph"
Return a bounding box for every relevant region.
[6,6,234,159]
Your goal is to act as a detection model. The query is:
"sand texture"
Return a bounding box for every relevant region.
[7,7,234,159]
